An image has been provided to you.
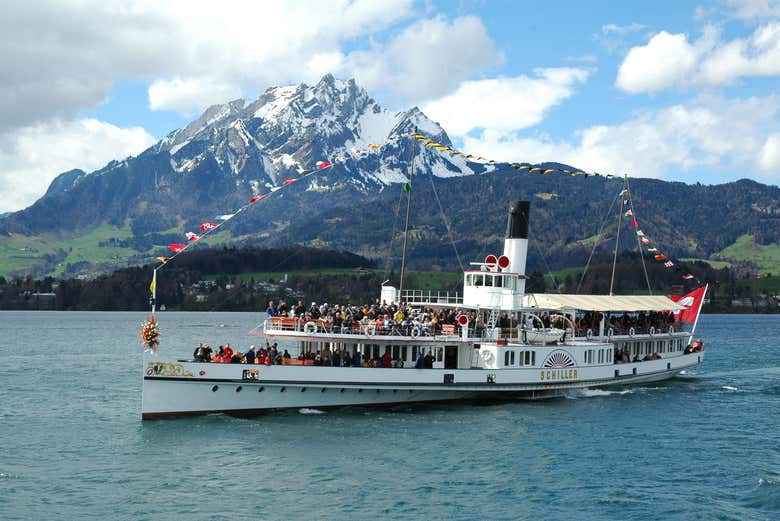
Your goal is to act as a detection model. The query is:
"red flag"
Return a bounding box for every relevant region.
[200,222,218,232]
[316,160,332,169]
[168,244,186,253]
[250,194,265,203]
[630,219,638,227]
[654,254,667,261]
[283,178,297,185]
[640,237,651,245]
[670,286,708,325]
[186,232,201,242]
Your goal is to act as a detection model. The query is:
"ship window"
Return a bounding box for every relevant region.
[524,351,531,365]
[504,351,510,366]
[510,351,515,365]
[485,275,494,287]
[401,346,408,360]
[412,346,418,360]
[474,274,484,286]
[392,345,400,359]
[465,274,472,286]
[503,276,515,289]
[532,351,536,365]
[518,351,524,366]
[436,348,443,362]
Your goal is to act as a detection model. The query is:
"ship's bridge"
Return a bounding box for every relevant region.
[462,268,525,310]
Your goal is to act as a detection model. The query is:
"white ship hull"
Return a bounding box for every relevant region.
[141,351,703,419]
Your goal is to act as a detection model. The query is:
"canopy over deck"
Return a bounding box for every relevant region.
[523,293,685,312]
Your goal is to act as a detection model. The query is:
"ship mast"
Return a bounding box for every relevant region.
[398,130,417,303]
[609,175,628,295]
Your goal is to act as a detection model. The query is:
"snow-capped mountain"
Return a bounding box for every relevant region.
[3,74,495,238]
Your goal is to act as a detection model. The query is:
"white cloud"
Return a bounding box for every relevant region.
[422,68,590,135]
[616,23,780,93]
[341,15,502,103]
[148,78,242,113]
[0,119,155,212]
[602,23,646,35]
[726,0,780,20]
[759,132,780,171]
[0,0,418,128]
[460,96,780,182]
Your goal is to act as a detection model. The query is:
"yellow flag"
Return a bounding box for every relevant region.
[149,275,156,294]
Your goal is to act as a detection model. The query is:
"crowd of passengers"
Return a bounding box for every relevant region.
[576,310,676,335]
[191,341,435,368]
[265,299,488,336]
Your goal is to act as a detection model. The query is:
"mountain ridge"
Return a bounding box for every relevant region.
[2,74,780,279]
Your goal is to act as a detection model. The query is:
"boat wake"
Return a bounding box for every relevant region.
[567,388,634,399]
[298,408,326,415]
[721,385,739,391]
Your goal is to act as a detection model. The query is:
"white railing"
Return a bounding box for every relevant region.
[402,289,463,306]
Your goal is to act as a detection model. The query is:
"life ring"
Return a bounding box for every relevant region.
[366,324,376,336]
[629,327,635,337]
[586,328,593,340]
[410,326,421,338]
[304,321,317,334]
[649,326,655,337]
[480,350,494,364]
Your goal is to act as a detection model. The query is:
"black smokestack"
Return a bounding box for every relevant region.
[506,201,530,239]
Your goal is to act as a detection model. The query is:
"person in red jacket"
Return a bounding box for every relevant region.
[381,350,392,368]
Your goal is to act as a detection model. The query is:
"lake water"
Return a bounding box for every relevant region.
[0,312,778,520]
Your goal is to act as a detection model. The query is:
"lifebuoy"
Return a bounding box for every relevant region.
[629,327,635,337]
[649,326,656,336]
[304,321,317,334]
[586,328,593,340]
[411,326,421,338]
[366,324,376,336]
[480,350,494,364]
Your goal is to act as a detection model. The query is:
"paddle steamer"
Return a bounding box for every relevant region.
[141,201,706,419]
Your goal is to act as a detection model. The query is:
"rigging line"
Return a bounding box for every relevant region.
[576,190,621,294]
[427,173,464,272]
[625,176,653,295]
[609,177,626,295]
[530,233,563,294]
[398,133,417,301]
[383,185,407,279]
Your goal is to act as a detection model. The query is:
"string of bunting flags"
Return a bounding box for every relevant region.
[410,133,619,179]
[618,187,700,284]
[151,158,336,285]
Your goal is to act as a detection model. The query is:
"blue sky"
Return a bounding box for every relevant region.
[1,0,779,212]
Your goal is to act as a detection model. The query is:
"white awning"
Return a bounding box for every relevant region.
[523,293,685,312]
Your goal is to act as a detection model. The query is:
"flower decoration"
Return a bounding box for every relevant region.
[141,315,160,352]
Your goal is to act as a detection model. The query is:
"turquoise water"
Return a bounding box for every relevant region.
[0,312,778,521]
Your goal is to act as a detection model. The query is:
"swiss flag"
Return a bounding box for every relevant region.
[200,222,218,232]
[316,160,332,169]
[168,243,186,253]
[670,285,708,325]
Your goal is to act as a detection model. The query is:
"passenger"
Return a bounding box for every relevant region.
[423,351,433,369]
[203,344,213,362]
[263,354,271,366]
[266,301,277,317]
[414,352,424,369]
[245,345,256,365]
[230,351,242,364]
[193,343,206,362]
[381,350,392,368]
[282,349,291,361]
[352,350,362,367]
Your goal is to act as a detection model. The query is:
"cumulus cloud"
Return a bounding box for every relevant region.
[0,119,155,213]
[616,23,780,93]
[422,68,590,135]
[345,15,502,102]
[726,0,780,20]
[460,96,780,182]
[0,0,418,129]
[148,78,242,113]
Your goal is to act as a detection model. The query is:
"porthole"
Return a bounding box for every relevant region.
[211,385,219,392]
[258,386,265,393]
[236,386,242,393]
